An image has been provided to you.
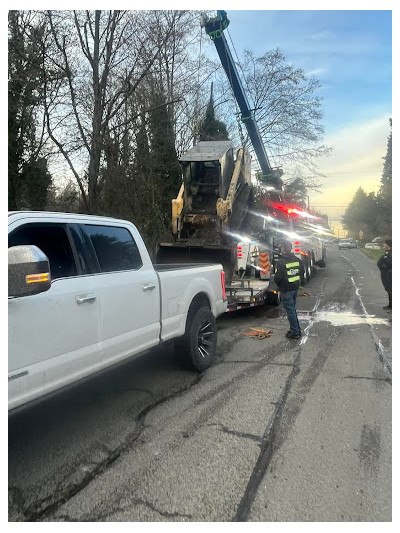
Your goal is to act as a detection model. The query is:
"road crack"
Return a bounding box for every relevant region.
[19,377,203,522]
[344,375,391,383]
[233,278,329,522]
[208,423,263,444]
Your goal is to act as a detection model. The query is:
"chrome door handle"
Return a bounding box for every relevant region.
[142,284,156,292]
[76,295,97,305]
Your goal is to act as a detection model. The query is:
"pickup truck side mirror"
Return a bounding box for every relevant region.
[8,245,52,298]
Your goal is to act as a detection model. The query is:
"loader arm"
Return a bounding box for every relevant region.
[216,147,247,224]
[172,183,185,237]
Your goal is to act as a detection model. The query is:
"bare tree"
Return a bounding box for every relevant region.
[42,10,179,213]
[214,48,331,189]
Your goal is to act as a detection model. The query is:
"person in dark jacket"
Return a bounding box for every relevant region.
[274,240,305,339]
[377,238,392,310]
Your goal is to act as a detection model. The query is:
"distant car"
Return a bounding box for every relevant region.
[365,242,382,250]
[338,239,357,249]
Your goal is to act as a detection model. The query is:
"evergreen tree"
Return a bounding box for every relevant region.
[198,83,229,142]
[131,117,152,229]
[149,90,182,201]
[23,158,52,210]
[146,89,182,251]
[284,178,308,208]
[342,187,379,242]
[8,11,52,210]
[376,118,392,236]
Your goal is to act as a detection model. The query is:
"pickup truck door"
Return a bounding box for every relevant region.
[8,222,101,410]
[80,224,161,367]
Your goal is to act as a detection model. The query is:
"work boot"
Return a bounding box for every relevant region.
[286,331,301,339]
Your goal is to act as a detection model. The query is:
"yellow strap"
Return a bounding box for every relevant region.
[286,261,299,268]
[288,276,300,282]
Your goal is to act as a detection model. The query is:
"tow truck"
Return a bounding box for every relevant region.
[157,10,325,311]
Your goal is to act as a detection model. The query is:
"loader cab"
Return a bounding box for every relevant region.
[182,161,221,212]
[180,141,235,215]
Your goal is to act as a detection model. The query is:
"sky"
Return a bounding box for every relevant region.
[213,7,393,234]
[3,4,393,236]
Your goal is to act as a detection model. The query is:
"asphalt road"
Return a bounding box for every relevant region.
[8,244,392,522]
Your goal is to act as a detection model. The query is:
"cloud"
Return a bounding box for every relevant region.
[309,114,390,221]
[305,68,328,77]
[311,30,333,41]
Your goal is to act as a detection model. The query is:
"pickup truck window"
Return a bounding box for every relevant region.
[68,224,100,275]
[8,223,77,279]
[83,225,143,272]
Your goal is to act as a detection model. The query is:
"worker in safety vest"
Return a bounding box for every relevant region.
[377,238,392,310]
[274,240,305,339]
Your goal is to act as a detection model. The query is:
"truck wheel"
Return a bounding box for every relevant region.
[301,260,308,285]
[266,291,280,306]
[306,259,312,281]
[311,254,317,274]
[177,306,217,372]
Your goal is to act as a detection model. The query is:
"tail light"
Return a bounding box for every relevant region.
[294,240,301,253]
[221,270,226,299]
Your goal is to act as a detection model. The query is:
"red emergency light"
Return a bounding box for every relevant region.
[267,201,301,217]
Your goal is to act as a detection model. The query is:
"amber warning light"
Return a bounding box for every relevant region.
[26,273,49,284]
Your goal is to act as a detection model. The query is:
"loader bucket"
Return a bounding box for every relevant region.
[156,242,235,280]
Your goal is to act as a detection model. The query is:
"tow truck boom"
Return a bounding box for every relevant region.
[201,10,283,188]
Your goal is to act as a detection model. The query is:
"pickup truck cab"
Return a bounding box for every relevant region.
[8,211,227,412]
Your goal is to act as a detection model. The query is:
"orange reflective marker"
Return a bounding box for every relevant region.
[26,273,49,284]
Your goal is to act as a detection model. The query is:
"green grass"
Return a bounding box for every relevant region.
[360,248,383,261]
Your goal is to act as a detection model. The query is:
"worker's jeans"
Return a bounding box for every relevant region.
[281,290,301,334]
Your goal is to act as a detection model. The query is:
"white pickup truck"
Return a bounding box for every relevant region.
[8,211,227,412]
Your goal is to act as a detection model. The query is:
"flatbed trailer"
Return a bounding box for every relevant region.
[225,277,279,312]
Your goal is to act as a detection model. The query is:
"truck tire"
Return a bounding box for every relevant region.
[311,253,317,274]
[301,259,308,285]
[305,258,312,281]
[318,253,327,267]
[176,306,217,372]
[266,291,280,306]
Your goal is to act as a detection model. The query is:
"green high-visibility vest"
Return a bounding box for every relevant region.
[285,261,300,283]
